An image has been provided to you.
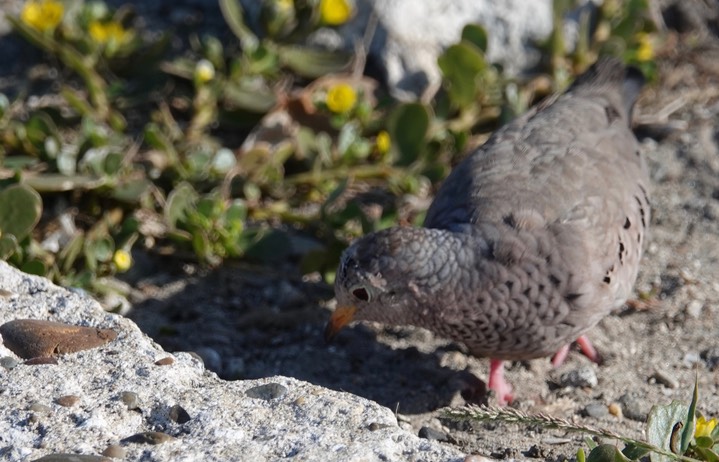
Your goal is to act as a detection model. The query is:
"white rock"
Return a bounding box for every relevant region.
[0,261,463,461]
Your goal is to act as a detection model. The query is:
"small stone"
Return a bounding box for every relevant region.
[0,319,117,359]
[683,351,702,368]
[368,422,392,431]
[121,431,175,445]
[618,393,650,421]
[31,454,111,462]
[192,347,221,372]
[55,395,80,407]
[559,366,598,388]
[701,347,719,370]
[652,368,679,389]
[464,456,495,462]
[608,402,623,418]
[24,357,58,365]
[169,404,191,424]
[583,402,609,419]
[120,391,140,410]
[0,356,19,369]
[686,300,704,318]
[245,383,288,401]
[154,357,174,366]
[418,426,448,442]
[29,402,52,414]
[101,444,126,459]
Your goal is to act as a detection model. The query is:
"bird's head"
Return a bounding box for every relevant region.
[325,226,461,341]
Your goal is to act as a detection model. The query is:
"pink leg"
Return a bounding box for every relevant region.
[576,335,599,363]
[551,344,570,367]
[488,359,513,405]
[552,335,601,367]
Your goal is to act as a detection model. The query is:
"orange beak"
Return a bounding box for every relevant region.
[324,305,357,342]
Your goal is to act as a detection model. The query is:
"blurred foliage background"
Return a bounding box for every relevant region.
[0,0,659,306]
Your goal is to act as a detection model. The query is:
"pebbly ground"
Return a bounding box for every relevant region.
[2,0,719,459]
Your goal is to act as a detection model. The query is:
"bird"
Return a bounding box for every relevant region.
[325,57,650,405]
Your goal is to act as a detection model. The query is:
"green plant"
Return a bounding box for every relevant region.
[446,379,718,462]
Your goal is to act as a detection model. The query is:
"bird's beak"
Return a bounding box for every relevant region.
[324,305,357,342]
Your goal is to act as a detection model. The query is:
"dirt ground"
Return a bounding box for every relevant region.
[3,0,719,459]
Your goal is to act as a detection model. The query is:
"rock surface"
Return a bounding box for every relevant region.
[0,261,464,462]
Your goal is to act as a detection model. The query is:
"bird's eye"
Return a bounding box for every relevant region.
[351,287,370,302]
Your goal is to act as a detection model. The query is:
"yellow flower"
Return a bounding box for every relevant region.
[696,416,718,438]
[88,20,131,47]
[325,83,357,113]
[375,130,391,154]
[21,0,64,32]
[319,0,352,26]
[635,33,654,62]
[112,249,132,272]
[194,59,216,84]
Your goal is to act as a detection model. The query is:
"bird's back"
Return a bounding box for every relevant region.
[423,58,650,359]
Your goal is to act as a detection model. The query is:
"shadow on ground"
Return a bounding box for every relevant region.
[126,260,476,415]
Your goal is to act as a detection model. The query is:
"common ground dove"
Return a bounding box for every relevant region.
[326,57,650,404]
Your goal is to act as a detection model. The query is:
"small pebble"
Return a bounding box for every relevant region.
[701,347,719,371]
[652,368,679,389]
[121,431,175,445]
[583,402,609,419]
[55,395,80,407]
[0,319,117,359]
[418,426,448,442]
[245,383,288,401]
[102,444,126,459]
[31,454,111,462]
[29,403,52,414]
[559,366,598,388]
[368,422,392,431]
[120,391,140,410]
[169,404,192,424]
[154,357,174,366]
[686,300,704,318]
[192,347,221,372]
[24,357,58,365]
[618,393,649,421]
[608,402,623,418]
[0,356,19,369]
[464,456,495,462]
[682,351,702,368]
[293,396,306,406]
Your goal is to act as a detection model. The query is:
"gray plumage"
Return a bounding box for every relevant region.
[331,58,649,366]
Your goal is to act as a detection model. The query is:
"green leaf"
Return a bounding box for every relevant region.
[461,24,489,53]
[20,260,46,276]
[696,447,719,462]
[681,379,699,454]
[586,444,631,462]
[623,443,652,460]
[696,436,715,448]
[278,45,352,78]
[0,235,18,260]
[165,182,199,229]
[387,103,431,166]
[647,401,689,462]
[438,41,486,109]
[219,0,259,52]
[0,184,42,241]
[23,174,106,192]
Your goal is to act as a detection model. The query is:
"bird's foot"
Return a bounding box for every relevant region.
[488,359,513,405]
[552,335,600,367]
